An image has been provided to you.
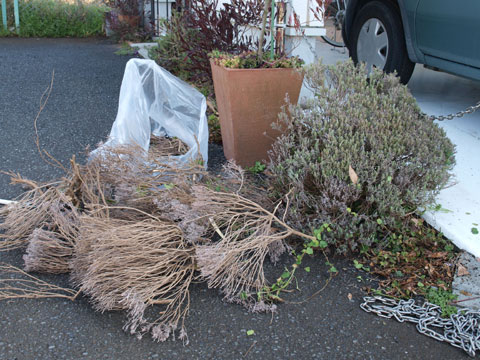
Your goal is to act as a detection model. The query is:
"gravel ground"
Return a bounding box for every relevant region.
[0,38,470,360]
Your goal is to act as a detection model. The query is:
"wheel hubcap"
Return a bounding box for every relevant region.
[357,18,389,73]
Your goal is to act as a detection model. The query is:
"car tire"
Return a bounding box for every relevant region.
[349,1,415,84]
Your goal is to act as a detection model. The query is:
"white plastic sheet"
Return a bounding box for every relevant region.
[97,59,208,166]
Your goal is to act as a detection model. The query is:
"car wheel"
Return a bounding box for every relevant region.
[349,1,415,84]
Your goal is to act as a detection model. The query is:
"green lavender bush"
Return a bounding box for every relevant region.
[268,60,455,253]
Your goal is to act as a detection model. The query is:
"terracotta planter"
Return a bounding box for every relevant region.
[210,59,303,167]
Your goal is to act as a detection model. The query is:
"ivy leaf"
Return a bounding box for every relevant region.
[318,240,328,249]
[313,228,322,240]
[305,267,310,272]
[353,260,363,269]
[281,271,290,279]
[247,330,255,336]
[472,227,479,235]
[305,247,313,255]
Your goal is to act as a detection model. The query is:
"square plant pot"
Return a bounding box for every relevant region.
[210,59,303,167]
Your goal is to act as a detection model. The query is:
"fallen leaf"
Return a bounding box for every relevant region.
[438,283,447,291]
[429,252,448,259]
[411,218,421,226]
[460,290,472,297]
[457,264,470,277]
[347,293,353,301]
[348,165,358,184]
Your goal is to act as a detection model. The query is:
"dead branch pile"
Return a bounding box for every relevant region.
[149,135,189,160]
[192,186,313,300]
[0,142,313,342]
[72,215,195,340]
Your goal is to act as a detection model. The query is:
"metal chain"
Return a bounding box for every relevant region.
[425,101,480,121]
[361,296,480,357]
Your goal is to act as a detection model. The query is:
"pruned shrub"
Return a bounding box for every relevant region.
[268,60,455,253]
[150,0,265,84]
[148,13,197,83]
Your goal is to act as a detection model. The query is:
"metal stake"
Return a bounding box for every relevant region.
[1,0,7,31]
[13,0,19,31]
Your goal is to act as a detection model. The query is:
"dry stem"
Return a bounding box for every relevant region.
[71,215,195,340]
[192,186,314,299]
[0,263,78,301]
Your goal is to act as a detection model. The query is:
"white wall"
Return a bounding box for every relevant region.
[287,0,324,28]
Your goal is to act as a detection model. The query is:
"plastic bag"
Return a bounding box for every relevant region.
[97,59,208,166]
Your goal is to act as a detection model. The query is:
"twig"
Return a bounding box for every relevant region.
[243,341,257,358]
[33,70,67,172]
[286,274,333,305]
[450,296,480,304]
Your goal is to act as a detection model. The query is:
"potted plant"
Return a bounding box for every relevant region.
[209,1,304,167]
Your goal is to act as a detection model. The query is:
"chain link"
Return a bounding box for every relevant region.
[424,101,480,121]
[361,296,480,357]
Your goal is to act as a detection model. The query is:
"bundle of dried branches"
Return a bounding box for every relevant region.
[70,213,195,341]
[203,160,274,212]
[68,145,205,215]
[1,142,312,342]
[0,186,65,251]
[0,172,80,261]
[149,135,188,160]
[0,263,78,301]
[23,229,74,274]
[192,186,315,301]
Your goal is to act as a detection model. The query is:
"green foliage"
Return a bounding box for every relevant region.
[426,287,458,318]
[114,43,138,56]
[207,113,222,144]
[257,224,335,302]
[148,14,195,82]
[247,161,266,174]
[209,50,304,69]
[1,0,107,37]
[353,259,369,272]
[268,60,455,253]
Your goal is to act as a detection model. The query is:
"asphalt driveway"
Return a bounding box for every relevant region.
[0,38,470,360]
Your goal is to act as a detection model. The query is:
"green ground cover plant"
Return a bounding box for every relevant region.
[359,217,458,298]
[1,0,106,37]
